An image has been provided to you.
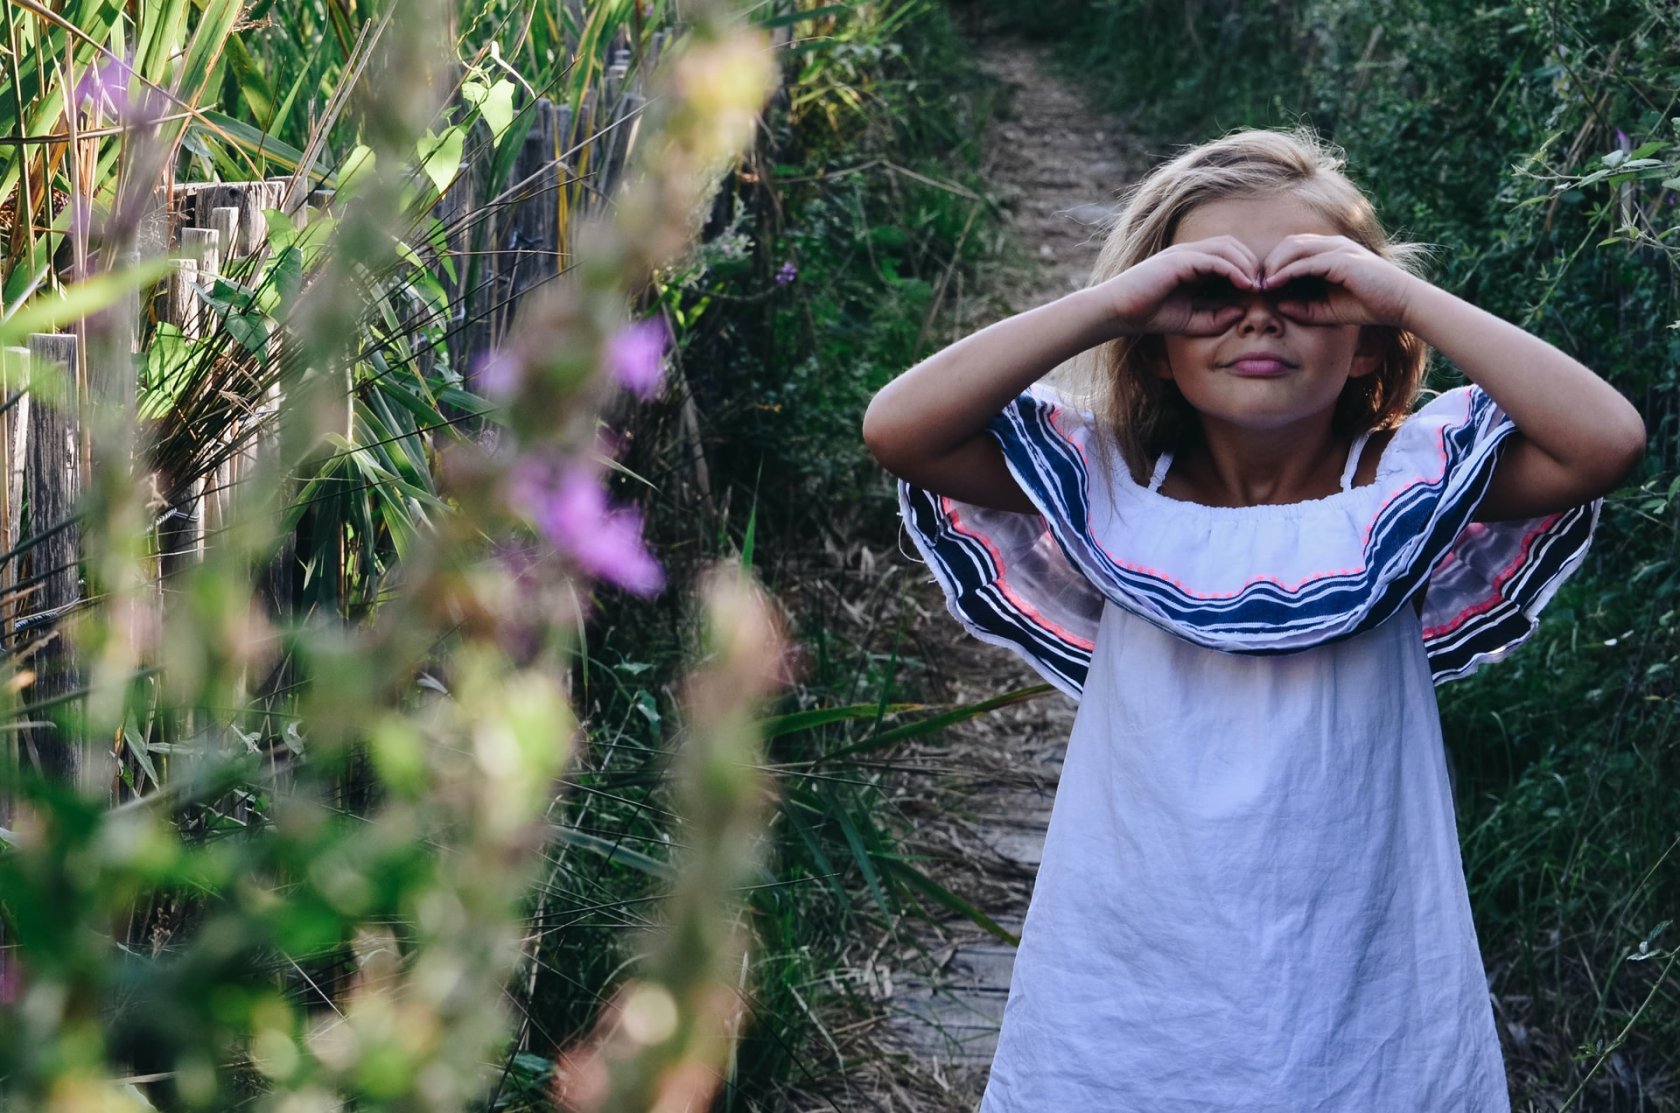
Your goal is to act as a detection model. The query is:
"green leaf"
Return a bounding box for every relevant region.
[335,143,377,197]
[815,684,1056,764]
[478,79,517,145]
[262,207,300,248]
[550,825,674,880]
[0,258,174,346]
[633,690,660,726]
[224,312,272,354]
[758,701,924,740]
[877,856,1020,945]
[755,3,848,28]
[123,713,162,792]
[194,109,310,173]
[418,125,466,196]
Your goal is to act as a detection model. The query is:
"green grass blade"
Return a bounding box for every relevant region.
[877,856,1020,946]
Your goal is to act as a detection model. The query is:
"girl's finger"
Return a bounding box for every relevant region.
[1167,239,1261,286]
[1205,236,1265,282]
[1172,251,1258,290]
[1260,253,1338,291]
[1258,234,1348,281]
[1274,298,1332,326]
[1185,304,1245,334]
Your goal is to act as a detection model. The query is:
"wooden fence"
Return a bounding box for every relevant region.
[0,19,796,810]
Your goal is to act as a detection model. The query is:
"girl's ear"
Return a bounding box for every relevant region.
[1349,326,1384,379]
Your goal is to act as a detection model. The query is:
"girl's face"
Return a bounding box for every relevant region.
[1155,192,1378,438]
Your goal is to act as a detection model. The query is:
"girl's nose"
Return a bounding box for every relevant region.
[1234,291,1284,333]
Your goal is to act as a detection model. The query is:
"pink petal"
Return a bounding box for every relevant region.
[605,318,669,400]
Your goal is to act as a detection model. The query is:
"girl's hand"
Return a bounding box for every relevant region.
[1096,236,1264,337]
[1258,235,1423,329]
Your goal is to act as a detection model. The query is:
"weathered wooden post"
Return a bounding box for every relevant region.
[502,99,563,329]
[602,46,641,188]
[1,347,31,628]
[0,346,28,827]
[22,333,84,790]
[159,225,211,582]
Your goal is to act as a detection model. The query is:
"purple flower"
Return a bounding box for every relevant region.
[775,261,798,286]
[605,318,669,400]
[1616,129,1631,150]
[510,460,664,596]
[75,52,164,126]
[472,347,524,398]
[75,53,133,118]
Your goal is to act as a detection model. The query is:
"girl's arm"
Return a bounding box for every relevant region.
[862,237,1264,512]
[1262,237,1646,522]
[861,288,1117,513]
[1398,284,1646,521]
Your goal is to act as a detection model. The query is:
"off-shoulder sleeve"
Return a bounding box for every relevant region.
[897,383,1597,696]
[896,387,1104,700]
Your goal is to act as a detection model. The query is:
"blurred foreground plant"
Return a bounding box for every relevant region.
[0,1,779,1110]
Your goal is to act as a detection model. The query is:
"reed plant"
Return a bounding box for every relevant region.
[0,1,812,1109]
[0,0,1031,1108]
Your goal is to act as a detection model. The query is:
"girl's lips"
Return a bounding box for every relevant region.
[1227,357,1294,376]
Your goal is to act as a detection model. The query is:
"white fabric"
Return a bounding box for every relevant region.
[978,601,1510,1112]
[1340,428,1374,490]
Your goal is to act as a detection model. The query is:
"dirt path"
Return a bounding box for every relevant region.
[814,29,1144,1113]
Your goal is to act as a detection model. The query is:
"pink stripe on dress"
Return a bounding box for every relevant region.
[943,499,1097,651]
[1422,513,1562,639]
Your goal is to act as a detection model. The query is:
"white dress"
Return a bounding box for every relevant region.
[897,385,1598,1111]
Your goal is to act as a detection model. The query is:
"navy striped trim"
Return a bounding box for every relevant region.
[1422,501,1597,682]
[899,483,1090,700]
[992,390,1504,643]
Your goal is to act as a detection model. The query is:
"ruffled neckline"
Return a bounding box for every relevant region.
[1090,408,1428,523]
[1128,456,1390,520]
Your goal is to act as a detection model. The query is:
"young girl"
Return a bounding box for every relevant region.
[862,128,1644,1111]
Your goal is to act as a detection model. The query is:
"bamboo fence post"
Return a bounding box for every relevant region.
[552,101,575,279]
[602,47,639,188]
[22,332,83,791]
[160,224,209,584]
[180,227,221,300]
[438,123,494,378]
[187,225,232,559]
[574,87,598,216]
[166,257,203,340]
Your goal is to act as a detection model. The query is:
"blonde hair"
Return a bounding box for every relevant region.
[1060,127,1431,483]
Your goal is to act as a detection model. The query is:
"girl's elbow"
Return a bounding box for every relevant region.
[861,392,905,471]
[1608,406,1648,483]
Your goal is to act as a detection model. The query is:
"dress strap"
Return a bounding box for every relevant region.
[1340,431,1374,492]
[1147,450,1174,493]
